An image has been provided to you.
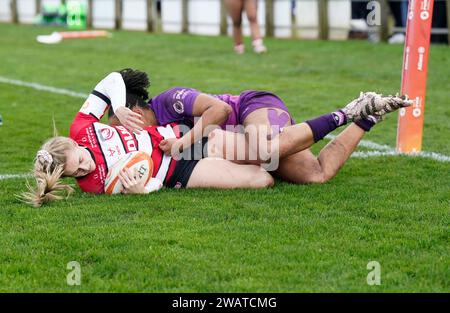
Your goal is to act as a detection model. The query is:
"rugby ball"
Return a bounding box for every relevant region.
[104,151,154,194]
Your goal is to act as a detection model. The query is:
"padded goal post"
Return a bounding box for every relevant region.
[396,0,435,153]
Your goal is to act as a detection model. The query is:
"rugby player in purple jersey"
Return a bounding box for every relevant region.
[109,69,412,184]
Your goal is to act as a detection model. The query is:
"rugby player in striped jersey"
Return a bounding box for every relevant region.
[22,72,274,207]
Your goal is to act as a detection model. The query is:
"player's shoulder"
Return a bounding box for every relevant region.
[70,112,96,138]
[154,87,198,101]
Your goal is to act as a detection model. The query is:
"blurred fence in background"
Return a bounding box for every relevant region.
[0,0,448,43]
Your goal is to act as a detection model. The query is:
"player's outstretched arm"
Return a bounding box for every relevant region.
[160,94,232,155]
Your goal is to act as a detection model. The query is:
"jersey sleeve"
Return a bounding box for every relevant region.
[79,72,126,120]
[150,87,200,124]
[72,72,127,138]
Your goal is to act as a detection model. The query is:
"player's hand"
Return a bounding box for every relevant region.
[115,106,144,134]
[119,168,146,194]
[159,138,182,157]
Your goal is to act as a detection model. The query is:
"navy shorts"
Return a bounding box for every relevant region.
[166,137,208,189]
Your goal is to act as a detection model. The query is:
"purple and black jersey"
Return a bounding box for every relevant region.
[148,87,294,129]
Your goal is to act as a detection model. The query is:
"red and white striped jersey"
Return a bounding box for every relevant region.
[69,87,180,194]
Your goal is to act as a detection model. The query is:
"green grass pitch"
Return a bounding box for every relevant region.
[0,23,448,292]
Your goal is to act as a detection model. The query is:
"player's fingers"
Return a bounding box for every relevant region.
[133,168,140,182]
[125,122,143,134]
[129,168,138,182]
[128,115,144,126]
[118,171,130,189]
[119,177,129,193]
[376,109,386,116]
[131,121,144,132]
[162,145,171,153]
[128,110,144,121]
[401,99,413,107]
[396,95,413,107]
[384,102,395,113]
[159,142,171,154]
[359,110,368,120]
[125,119,142,129]
[126,113,144,126]
[126,168,136,184]
[134,168,144,182]
[160,142,168,151]
[134,168,145,183]
[122,169,134,185]
[391,100,407,110]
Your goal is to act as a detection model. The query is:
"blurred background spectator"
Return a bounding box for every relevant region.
[225,0,267,54]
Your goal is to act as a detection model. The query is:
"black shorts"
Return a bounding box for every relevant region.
[166,137,208,189]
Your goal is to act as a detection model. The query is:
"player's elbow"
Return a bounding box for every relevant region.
[214,103,232,120]
[223,103,233,116]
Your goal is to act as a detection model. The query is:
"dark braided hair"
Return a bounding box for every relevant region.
[109,68,151,118]
[118,68,150,100]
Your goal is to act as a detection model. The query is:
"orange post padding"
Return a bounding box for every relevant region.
[397,0,434,153]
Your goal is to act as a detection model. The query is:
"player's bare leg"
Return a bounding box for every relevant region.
[242,109,366,184]
[207,92,412,183]
[186,158,274,189]
[239,92,411,161]
[210,92,411,162]
[225,0,245,53]
[244,0,267,53]
[207,120,363,183]
[273,92,413,183]
[207,121,367,184]
[274,123,365,183]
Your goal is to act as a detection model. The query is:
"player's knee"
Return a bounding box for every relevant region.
[261,171,274,187]
[247,14,257,24]
[305,172,329,184]
[265,173,275,187]
[290,171,327,184]
[251,170,274,188]
[232,18,242,28]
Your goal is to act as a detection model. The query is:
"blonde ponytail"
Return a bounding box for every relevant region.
[20,137,77,207]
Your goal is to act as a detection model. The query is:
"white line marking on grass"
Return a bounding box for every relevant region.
[326,134,393,151]
[0,76,88,98]
[325,134,450,162]
[0,173,32,180]
[351,150,450,162]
